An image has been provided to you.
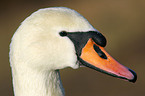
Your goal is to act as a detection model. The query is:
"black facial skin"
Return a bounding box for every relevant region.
[59,31,107,56]
[59,30,137,83]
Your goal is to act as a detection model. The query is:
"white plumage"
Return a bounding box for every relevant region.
[10,7,137,96]
[10,7,95,96]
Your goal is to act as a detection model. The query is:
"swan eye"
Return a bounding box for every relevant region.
[59,31,68,37]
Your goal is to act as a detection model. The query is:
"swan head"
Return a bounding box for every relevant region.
[10,7,137,82]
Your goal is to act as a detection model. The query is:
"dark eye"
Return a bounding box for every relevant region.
[59,31,67,37]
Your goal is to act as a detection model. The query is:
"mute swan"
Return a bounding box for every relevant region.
[9,7,137,96]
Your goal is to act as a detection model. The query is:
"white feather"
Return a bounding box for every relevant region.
[10,7,96,96]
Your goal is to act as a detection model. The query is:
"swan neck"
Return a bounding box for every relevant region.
[12,67,64,96]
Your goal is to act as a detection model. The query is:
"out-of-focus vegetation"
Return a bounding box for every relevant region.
[0,0,145,96]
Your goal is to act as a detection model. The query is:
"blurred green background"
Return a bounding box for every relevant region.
[0,0,145,96]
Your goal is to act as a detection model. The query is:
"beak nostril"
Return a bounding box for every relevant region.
[98,52,107,59]
[93,44,107,59]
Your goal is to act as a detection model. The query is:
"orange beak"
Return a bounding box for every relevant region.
[79,38,137,82]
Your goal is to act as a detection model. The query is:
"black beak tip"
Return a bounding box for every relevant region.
[128,69,137,83]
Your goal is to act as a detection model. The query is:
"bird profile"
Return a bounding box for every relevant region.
[9,7,137,96]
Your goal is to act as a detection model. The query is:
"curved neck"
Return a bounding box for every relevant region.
[11,66,64,96]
